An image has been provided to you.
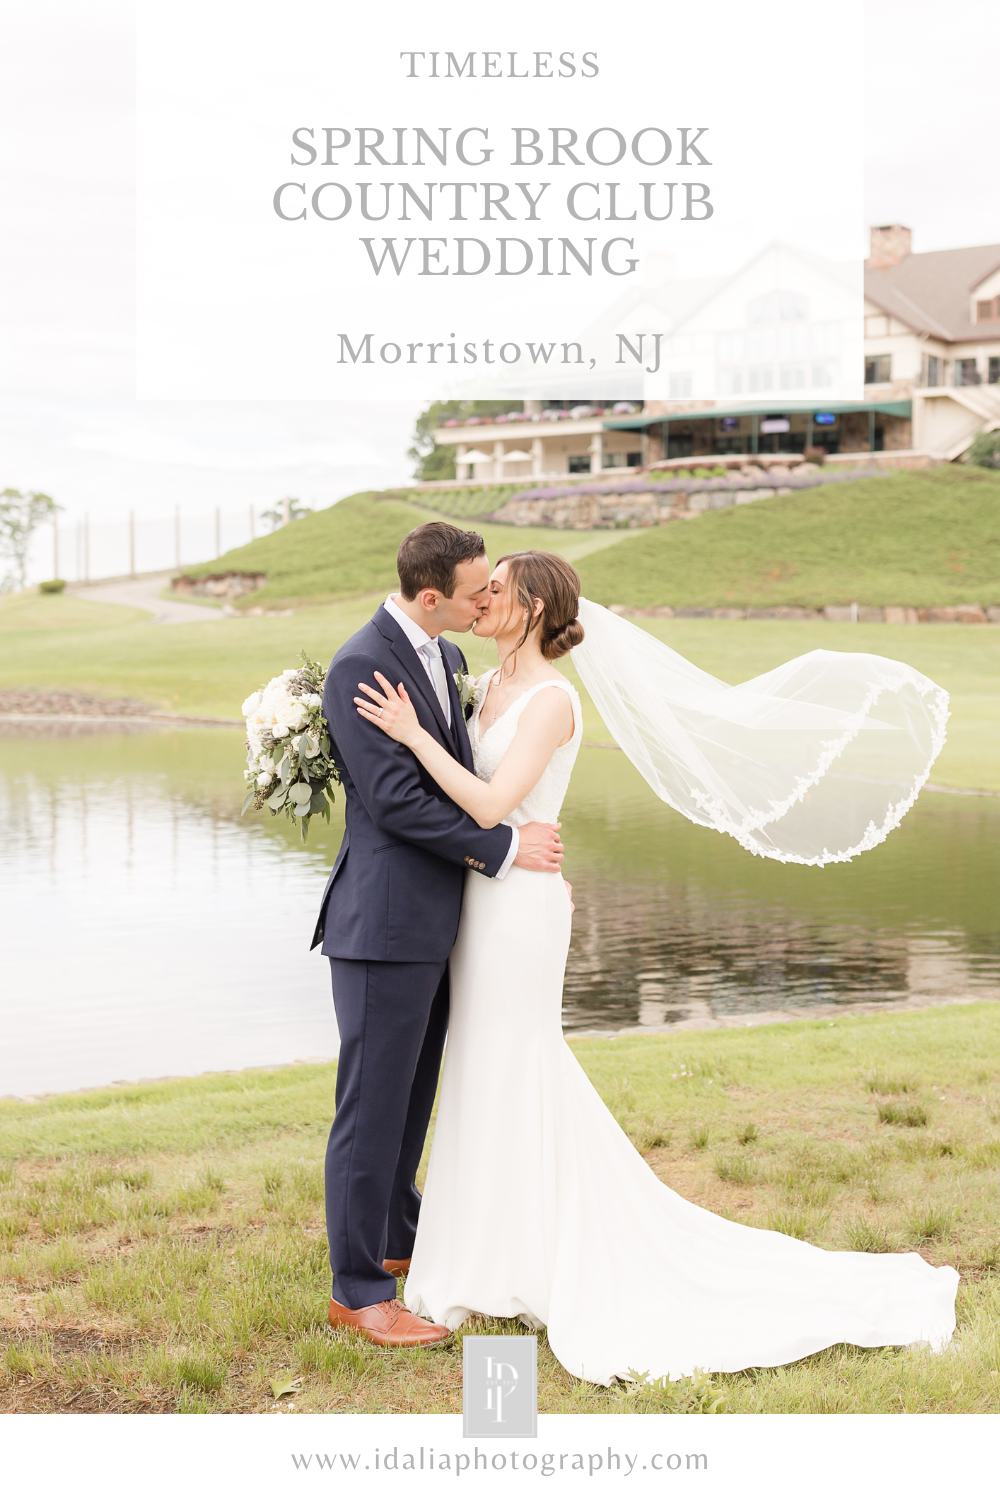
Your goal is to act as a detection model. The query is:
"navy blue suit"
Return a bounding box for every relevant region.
[312,605,513,1308]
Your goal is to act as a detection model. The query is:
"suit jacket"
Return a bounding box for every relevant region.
[311,605,514,962]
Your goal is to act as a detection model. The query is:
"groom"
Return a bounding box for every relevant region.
[311,521,565,1347]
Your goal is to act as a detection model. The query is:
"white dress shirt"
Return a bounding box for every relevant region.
[383,595,518,879]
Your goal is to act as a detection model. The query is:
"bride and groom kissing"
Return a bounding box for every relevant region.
[310,520,957,1386]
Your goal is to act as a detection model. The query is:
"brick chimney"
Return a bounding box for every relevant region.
[866,225,912,268]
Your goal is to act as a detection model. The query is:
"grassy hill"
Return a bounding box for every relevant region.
[182,467,1000,613]
[180,492,627,609]
[576,466,1000,609]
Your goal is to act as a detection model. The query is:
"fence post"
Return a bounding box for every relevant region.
[129,510,136,578]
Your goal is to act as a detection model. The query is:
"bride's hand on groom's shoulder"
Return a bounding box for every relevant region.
[355,673,423,748]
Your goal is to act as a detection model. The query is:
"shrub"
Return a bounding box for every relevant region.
[967,429,1000,469]
[38,578,66,594]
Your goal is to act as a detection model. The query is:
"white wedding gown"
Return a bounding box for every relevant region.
[404,672,959,1385]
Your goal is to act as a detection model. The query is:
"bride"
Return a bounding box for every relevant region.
[354,549,958,1385]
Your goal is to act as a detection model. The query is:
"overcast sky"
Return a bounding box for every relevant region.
[0,0,997,533]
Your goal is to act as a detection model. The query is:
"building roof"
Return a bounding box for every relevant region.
[605,399,912,430]
[865,243,1000,344]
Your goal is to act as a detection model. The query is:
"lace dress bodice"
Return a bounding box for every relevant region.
[469,672,582,828]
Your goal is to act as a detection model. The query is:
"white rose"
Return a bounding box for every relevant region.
[256,771,273,787]
[304,692,322,706]
[242,691,262,717]
[272,723,289,738]
[284,704,307,731]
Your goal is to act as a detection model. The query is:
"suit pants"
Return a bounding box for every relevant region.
[325,957,449,1309]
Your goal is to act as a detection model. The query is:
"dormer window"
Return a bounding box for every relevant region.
[976,297,1000,322]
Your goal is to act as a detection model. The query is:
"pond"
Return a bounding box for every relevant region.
[2,724,998,1097]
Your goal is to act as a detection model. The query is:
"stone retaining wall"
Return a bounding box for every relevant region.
[171,572,266,599]
[488,464,885,530]
[611,604,1000,624]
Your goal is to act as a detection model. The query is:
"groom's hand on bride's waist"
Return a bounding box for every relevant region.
[512,822,564,873]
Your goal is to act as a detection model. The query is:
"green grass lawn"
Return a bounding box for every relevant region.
[177,468,1000,614]
[2,1005,997,1414]
[1,592,997,788]
[576,466,1000,609]
[178,492,630,611]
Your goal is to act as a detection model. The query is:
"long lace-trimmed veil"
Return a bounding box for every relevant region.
[570,599,949,866]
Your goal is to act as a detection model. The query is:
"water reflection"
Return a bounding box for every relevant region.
[559,751,1000,1032]
[0,728,337,1097]
[1,728,997,1095]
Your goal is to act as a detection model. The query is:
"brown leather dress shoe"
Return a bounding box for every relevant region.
[328,1297,450,1348]
[382,1257,411,1276]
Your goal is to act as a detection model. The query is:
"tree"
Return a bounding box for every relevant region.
[260,497,313,531]
[0,488,58,592]
[408,401,524,481]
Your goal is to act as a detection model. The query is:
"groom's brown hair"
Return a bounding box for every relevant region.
[397,521,486,600]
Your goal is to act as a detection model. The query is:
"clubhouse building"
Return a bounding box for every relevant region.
[429,227,1000,483]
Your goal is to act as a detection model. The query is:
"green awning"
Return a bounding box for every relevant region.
[604,399,912,429]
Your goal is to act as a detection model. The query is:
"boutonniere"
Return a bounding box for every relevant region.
[454,670,483,721]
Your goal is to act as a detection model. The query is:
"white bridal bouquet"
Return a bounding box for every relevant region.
[241,652,340,841]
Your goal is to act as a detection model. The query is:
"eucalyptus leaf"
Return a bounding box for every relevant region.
[267,788,288,810]
[290,781,312,805]
[241,791,255,816]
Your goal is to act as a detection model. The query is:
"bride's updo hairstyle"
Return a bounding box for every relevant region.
[498,551,585,660]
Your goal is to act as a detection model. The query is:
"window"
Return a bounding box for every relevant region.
[864,354,891,384]
[567,455,591,473]
[976,298,1000,322]
[779,364,807,389]
[956,358,980,386]
[748,365,774,392]
[812,361,838,387]
[747,291,807,323]
[925,355,940,386]
[627,451,642,467]
[989,357,1000,385]
[669,372,693,398]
